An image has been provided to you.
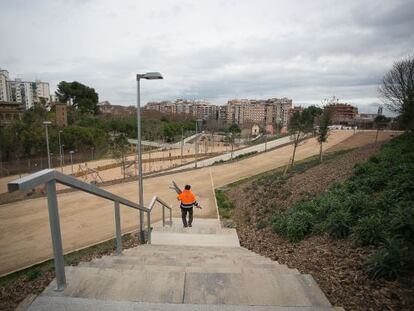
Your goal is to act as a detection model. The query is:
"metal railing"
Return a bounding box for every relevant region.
[7,169,172,291]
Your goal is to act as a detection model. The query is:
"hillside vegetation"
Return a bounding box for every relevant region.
[272,132,414,279]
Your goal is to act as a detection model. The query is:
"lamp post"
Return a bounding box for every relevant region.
[69,151,74,174]
[136,72,163,243]
[58,130,63,172]
[195,119,202,169]
[181,127,184,165]
[43,121,52,169]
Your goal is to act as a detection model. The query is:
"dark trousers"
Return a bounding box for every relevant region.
[181,207,193,227]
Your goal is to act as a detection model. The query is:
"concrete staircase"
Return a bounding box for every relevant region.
[27,218,338,310]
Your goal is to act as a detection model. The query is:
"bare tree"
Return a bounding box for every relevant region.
[378,55,414,130]
[288,108,314,166]
[374,115,390,143]
[316,103,334,163]
[110,133,129,179]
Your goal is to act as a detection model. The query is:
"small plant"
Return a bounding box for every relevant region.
[352,215,387,246]
[26,268,42,281]
[324,208,352,239]
[365,238,414,280]
[215,189,235,219]
[272,208,314,242]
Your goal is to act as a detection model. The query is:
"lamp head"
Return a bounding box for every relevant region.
[137,72,163,80]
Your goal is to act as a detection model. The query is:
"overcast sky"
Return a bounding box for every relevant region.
[1,0,413,113]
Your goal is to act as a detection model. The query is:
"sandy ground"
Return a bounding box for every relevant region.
[0,141,238,194]
[326,130,401,152]
[0,130,393,276]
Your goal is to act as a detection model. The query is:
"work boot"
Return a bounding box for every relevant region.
[189,223,192,227]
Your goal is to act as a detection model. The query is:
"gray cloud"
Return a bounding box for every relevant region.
[0,0,413,114]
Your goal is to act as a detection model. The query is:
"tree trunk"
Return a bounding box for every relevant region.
[375,129,379,144]
[319,141,323,163]
[291,138,298,167]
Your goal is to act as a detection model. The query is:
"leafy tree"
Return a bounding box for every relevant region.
[378,55,414,130]
[374,115,390,143]
[225,123,241,158]
[56,81,99,115]
[306,105,323,119]
[288,108,314,166]
[227,123,241,134]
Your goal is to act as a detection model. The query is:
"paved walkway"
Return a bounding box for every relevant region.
[0,131,354,276]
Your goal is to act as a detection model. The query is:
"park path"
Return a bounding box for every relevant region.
[0,131,355,276]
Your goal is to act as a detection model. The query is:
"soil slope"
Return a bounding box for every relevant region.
[226,143,414,310]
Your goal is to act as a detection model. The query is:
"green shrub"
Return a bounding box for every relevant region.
[352,215,388,246]
[324,208,352,239]
[269,132,414,279]
[365,238,414,280]
[272,208,314,242]
[26,268,42,281]
[389,202,414,242]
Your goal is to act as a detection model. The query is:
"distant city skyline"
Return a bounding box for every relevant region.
[1,0,413,115]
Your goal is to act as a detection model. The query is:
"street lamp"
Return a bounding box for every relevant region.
[58,130,63,171]
[195,119,202,169]
[136,72,163,243]
[43,121,52,169]
[69,150,75,174]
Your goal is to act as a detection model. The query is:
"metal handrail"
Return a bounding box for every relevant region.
[7,169,173,291]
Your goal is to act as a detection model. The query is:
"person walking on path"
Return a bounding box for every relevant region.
[177,184,200,227]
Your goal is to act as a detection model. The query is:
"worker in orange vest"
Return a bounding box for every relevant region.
[177,184,200,227]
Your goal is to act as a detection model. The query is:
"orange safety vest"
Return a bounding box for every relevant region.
[178,190,197,208]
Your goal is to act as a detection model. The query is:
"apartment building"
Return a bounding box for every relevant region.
[146,100,177,115]
[0,69,9,102]
[0,101,25,125]
[0,68,50,109]
[218,105,227,122]
[226,97,292,130]
[193,101,217,120]
[328,103,358,125]
[99,101,136,117]
[145,99,217,120]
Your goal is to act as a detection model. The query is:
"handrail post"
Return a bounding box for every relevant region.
[46,179,66,291]
[169,207,172,226]
[114,201,122,255]
[147,212,151,244]
[162,204,165,227]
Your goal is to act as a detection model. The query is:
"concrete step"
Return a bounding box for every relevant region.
[122,248,272,261]
[42,266,184,303]
[28,296,339,311]
[183,271,332,306]
[87,254,278,268]
[78,262,299,274]
[150,231,240,247]
[41,266,331,307]
[125,244,253,254]
[152,225,236,235]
